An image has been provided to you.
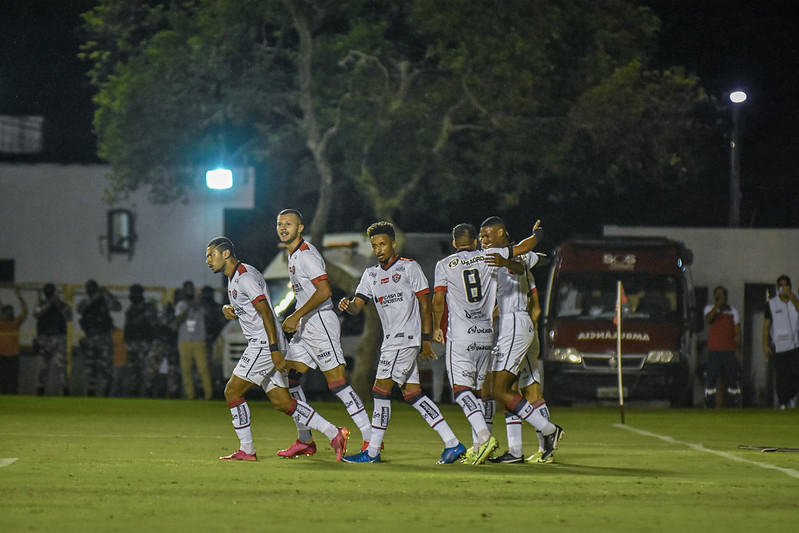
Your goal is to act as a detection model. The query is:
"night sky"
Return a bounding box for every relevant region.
[2,1,797,229]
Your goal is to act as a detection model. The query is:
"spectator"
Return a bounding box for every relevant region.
[144,298,180,398]
[200,285,226,397]
[763,275,799,409]
[703,286,742,408]
[33,283,72,395]
[77,279,121,396]
[175,281,212,400]
[123,284,158,396]
[0,286,28,394]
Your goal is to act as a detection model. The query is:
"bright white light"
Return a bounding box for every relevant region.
[729,91,747,104]
[206,168,233,189]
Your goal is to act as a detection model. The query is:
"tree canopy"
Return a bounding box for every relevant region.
[80,0,712,240]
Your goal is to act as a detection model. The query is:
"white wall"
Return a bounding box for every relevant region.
[1,163,254,288]
[604,226,799,311]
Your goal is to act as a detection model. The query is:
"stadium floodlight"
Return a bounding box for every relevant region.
[206,168,233,190]
[729,90,747,104]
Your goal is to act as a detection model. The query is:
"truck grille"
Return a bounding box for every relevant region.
[582,355,645,370]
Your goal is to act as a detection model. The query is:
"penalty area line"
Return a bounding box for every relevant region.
[615,424,799,480]
[1,458,19,468]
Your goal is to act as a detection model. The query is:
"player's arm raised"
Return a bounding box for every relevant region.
[254,299,286,371]
[510,220,544,258]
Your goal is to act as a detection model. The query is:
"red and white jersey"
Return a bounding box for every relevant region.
[355,256,429,351]
[704,303,740,352]
[227,261,284,348]
[287,239,334,321]
[496,251,539,315]
[434,246,512,342]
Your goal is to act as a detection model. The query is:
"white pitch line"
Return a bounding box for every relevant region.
[615,423,799,480]
[0,458,19,468]
[1,434,223,439]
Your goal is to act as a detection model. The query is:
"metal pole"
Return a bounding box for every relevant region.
[729,105,741,227]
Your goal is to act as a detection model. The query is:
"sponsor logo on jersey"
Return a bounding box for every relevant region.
[394,332,405,338]
[381,277,390,284]
[369,270,377,278]
[448,255,487,268]
[466,342,492,352]
[465,309,486,320]
[577,331,651,341]
[377,293,404,305]
[467,325,492,335]
[392,273,401,283]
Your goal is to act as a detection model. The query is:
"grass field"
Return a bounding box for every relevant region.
[1,396,798,532]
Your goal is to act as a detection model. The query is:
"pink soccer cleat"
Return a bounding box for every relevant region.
[330,427,350,461]
[219,449,258,461]
[277,439,317,458]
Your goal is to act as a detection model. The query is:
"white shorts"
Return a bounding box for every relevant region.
[518,358,541,389]
[491,313,535,375]
[375,346,420,386]
[445,339,493,389]
[286,309,347,372]
[232,344,289,392]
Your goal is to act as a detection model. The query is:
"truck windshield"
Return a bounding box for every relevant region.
[552,273,682,322]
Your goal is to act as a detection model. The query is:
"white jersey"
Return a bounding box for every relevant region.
[355,256,429,351]
[227,261,286,350]
[287,239,334,323]
[496,251,539,315]
[434,246,512,342]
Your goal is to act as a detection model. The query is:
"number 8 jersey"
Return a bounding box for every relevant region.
[434,246,512,342]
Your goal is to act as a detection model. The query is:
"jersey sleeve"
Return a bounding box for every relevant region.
[298,248,329,285]
[409,261,430,295]
[433,260,448,292]
[239,271,267,306]
[354,269,373,301]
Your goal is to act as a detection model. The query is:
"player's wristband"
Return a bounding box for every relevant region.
[269,344,280,352]
[421,333,431,342]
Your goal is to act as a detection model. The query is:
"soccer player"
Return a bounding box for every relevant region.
[275,209,372,457]
[480,216,562,463]
[337,221,466,464]
[205,237,349,461]
[432,221,558,465]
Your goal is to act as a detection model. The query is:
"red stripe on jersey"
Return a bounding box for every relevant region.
[236,262,247,275]
[434,285,447,292]
[529,287,538,295]
[310,274,328,285]
[415,288,430,296]
[290,239,311,256]
[251,294,266,306]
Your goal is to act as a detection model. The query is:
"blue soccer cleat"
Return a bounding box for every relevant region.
[342,450,381,463]
[437,442,467,464]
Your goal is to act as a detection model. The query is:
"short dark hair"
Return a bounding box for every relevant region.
[278,209,304,225]
[452,223,477,247]
[480,216,506,230]
[777,275,792,287]
[713,285,728,298]
[207,236,235,257]
[367,221,395,240]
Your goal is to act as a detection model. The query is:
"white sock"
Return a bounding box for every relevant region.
[535,401,550,451]
[483,399,495,435]
[505,411,523,457]
[410,394,459,448]
[229,399,254,454]
[333,384,372,442]
[290,399,338,441]
[289,383,313,443]
[512,397,555,434]
[368,398,391,457]
[455,389,491,445]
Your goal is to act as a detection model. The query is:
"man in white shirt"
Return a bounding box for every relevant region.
[763,275,799,408]
[432,221,556,464]
[276,209,372,457]
[338,221,465,464]
[206,237,349,461]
